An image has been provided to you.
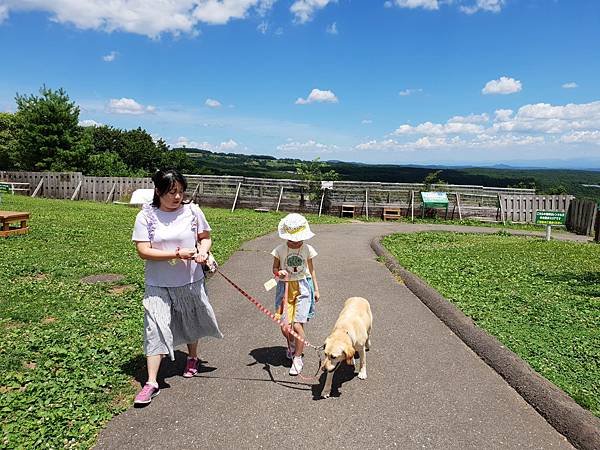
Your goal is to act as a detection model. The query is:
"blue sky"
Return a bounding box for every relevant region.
[1,0,599,168]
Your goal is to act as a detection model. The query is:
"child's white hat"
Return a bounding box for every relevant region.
[278,213,315,242]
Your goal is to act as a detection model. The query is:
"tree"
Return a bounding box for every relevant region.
[0,112,17,169]
[118,127,163,172]
[87,152,133,177]
[296,157,340,205]
[14,86,81,171]
[161,149,196,174]
[422,170,446,191]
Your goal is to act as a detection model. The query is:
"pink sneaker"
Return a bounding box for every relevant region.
[183,357,198,378]
[134,383,159,405]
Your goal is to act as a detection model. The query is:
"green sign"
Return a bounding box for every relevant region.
[421,191,449,207]
[535,210,566,225]
[0,183,11,193]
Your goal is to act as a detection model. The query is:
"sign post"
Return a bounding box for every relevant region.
[420,192,449,219]
[535,210,566,241]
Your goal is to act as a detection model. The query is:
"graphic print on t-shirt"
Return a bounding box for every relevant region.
[286,252,305,274]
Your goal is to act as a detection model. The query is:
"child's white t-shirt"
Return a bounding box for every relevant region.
[132,203,211,287]
[271,243,317,281]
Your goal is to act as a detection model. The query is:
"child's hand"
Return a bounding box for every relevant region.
[275,269,288,279]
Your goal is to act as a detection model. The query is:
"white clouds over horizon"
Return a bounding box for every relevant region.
[385,0,505,14]
[482,76,522,95]
[295,88,339,104]
[277,139,339,153]
[562,82,578,89]
[173,136,240,152]
[102,51,118,62]
[356,100,600,152]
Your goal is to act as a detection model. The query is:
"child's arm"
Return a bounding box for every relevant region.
[307,258,320,302]
[273,257,287,279]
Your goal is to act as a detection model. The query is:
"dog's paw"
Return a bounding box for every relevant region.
[321,392,330,399]
[358,370,367,380]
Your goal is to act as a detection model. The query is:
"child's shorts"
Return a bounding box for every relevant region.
[274,278,314,323]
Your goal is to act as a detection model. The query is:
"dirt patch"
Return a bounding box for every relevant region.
[109,285,135,295]
[23,361,37,370]
[80,274,125,284]
[41,317,57,324]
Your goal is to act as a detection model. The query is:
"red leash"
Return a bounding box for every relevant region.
[217,271,321,351]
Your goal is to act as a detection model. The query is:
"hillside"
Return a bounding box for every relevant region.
[179,148,600,201]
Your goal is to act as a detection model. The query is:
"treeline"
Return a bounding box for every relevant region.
[0,86,196,176]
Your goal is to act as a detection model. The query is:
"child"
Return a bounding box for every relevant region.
[271,213,320,376]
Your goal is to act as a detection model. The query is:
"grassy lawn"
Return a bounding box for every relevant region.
[382,231,600,418]
[0,195,344,449]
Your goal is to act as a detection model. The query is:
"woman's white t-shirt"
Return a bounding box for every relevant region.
[132,203,211,287]
[271,243,317,281]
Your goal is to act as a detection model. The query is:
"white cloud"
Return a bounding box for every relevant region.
[398,88,422,96]
[290,0,336,24]
[79,119,102,127]
[562,82,578,89]
[482,76,522,95]
[326,22,338,34]
[107,98,155,115]
[295,88,339,105]
[359,100,600,152]
[560,131,600,145]
[460,0,505,14]
[102,51,118,62]
[174,136,240,151]
[0,0,278,38]
[277,139,339,153]
[257,21,268,34]
[361,119,373,124]
[205,98,222,108]
[389,0,439,10]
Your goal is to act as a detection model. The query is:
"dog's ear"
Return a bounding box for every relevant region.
[344,343,355,365]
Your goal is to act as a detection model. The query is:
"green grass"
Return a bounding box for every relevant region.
[0,195,344,449]
[382,232,600,417]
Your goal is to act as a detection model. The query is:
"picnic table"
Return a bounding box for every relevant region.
[0,210,30,237]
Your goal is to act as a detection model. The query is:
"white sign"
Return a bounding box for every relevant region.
[321,181,334,189]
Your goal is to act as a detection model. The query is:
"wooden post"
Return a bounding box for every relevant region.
[231,182,241,212]
[276,186,284,212]
[456,192,462,220]
[105,183,117,203]
[365,189,369,220]
[190,182,201,203]
[31,178,44,198]
[410,190,414,222]
[498,194,506,225]
[318,190,325,217]
[71,180,82,201]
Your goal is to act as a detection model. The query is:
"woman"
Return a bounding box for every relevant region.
[131,169,223,405]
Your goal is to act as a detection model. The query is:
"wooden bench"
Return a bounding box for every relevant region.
[382,207,402,221]
[0,211,30,237]
[340,204,356,218]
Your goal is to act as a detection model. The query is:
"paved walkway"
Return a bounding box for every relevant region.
[96,223,587,449]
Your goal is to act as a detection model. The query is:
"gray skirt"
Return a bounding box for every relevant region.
[143,279,223,360]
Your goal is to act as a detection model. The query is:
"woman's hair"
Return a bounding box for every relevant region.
[151,169,188,207]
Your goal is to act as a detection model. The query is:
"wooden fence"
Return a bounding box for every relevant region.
[566,198,597,236]
[0,170,551,222]
[499,194,574,224]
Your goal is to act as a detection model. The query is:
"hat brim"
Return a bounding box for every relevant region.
[278,229,315,242]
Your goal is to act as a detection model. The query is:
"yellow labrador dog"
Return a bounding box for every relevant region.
[321,297,372,398]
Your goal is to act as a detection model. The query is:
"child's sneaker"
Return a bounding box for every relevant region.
[183,357,198,378]
[289,356,303,376]
[134,382,159,405]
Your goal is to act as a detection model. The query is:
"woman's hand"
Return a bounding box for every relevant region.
[314,289,320,302]
[194,252,209,264]
[177,247,197,260]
